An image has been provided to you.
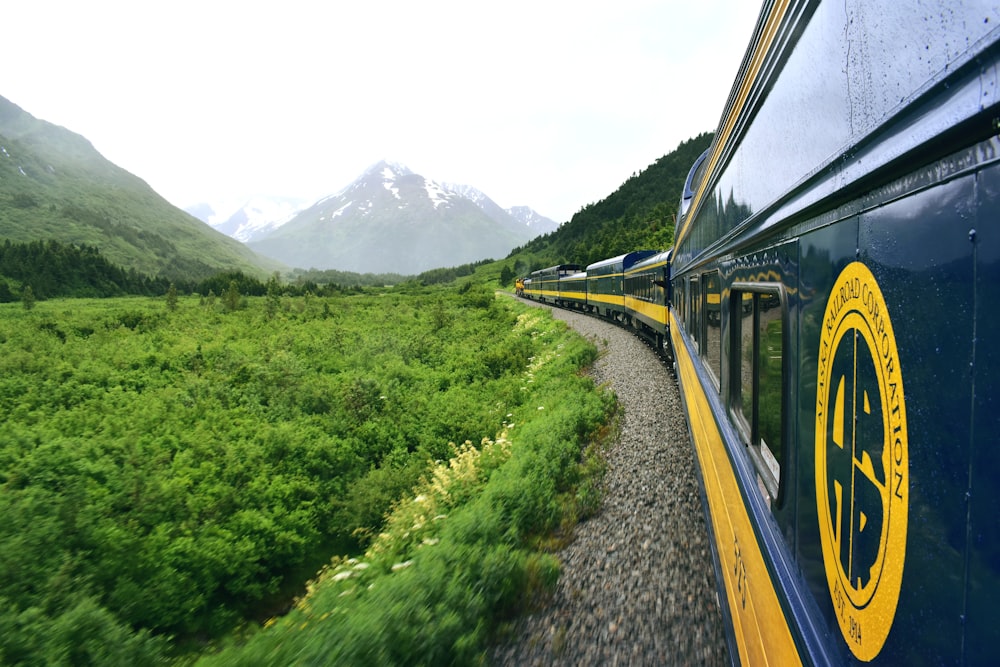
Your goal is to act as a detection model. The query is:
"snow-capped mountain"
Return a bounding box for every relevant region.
[185,197,308,242]
[246,161,550,274]
[444,183,559,237]
[210,197,308,243]
[183,202,218,225]
[507,205,559,234]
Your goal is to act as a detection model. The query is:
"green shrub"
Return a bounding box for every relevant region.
[0,288,614,663]
[197,298,615,665]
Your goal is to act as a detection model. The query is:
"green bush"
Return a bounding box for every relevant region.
[0,288,615,663]
[197,302,614,665]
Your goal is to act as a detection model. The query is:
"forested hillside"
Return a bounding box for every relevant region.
[0,239,172,300]
[510,132,713,271]
[0,96,280,280]
[0,238,424,305]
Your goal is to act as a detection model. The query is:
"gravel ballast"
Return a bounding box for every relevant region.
[491,300,729,666]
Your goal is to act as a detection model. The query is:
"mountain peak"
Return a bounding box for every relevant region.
[246,164,552,274]
[366,159,412,176]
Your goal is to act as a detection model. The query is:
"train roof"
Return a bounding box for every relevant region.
[626,249,673,273]
[678,149,710,222]
[586,250,658,274]
[530,264,582,278]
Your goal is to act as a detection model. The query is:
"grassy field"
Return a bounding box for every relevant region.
[0,284,614,665]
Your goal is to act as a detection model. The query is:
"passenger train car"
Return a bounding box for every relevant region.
[523,252,669,344]
[585,251,657,319]
[521,264,580,303]
[520,1,1000,663]
[624,250,672,351]
[670,1,1000,664]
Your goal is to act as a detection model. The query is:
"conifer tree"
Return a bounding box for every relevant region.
[166,283,178,311]
[21,285,35,310]
[499,265,514,286]
[223,280,241,312]
[265,274,281,319]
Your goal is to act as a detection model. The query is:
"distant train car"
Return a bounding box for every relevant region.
[522,264,581,302]
[586,251,656,320]
[623,249,671,350]
[670,1,1000,665]
[556,270,589,311]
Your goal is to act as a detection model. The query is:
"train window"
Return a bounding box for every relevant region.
[689,277,701,353]
[629,272,653,302]
[702,271,722,388]
[681,280,688,322]
[675,280,686,323]
[731,287,784,505]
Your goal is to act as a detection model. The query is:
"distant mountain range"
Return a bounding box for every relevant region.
[186,196,310,243]
[1,93,560,279]
[0,95,281,280]
[238,162,559,274]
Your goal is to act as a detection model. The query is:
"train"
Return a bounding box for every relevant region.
[519,1,1000,664]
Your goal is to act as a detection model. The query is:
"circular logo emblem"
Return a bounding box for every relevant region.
[815,262,908,661]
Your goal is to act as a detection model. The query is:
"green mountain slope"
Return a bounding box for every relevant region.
[512,132,713,269]
[0,95,282,280]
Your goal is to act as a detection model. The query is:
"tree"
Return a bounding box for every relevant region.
[22,285,35,310]
[223,280,241,312]
[265,273,281,319]
[499,265,514,287]
[166,283,178,312]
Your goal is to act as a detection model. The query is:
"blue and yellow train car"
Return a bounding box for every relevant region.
[522,264,580,303]
[586,251,656,320]
[670,1,1000,664]
[556,270,589,311]
[623,249,671,350]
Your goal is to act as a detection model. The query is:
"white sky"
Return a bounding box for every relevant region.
[4,0,762,223]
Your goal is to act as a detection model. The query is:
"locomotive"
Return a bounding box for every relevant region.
[521,1,1000,664]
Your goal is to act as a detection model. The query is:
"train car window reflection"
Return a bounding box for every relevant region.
[690,278,701,353]
[737,297,754,437]
[676,280,686,323]
[757,305,782,491]
[703,271,722,388]
[732,288,784,504]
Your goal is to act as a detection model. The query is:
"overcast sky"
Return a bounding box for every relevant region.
[5,0,762,223]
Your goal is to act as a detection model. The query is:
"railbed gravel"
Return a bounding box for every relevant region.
[490,299,729,666]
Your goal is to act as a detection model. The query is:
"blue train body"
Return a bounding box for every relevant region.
[519,2,1000,663]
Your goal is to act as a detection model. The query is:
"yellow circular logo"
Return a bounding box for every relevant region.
[815,262,908,661]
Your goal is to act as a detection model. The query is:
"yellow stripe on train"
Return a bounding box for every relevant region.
[670,311,801,666]
[624,297,668,325]
[588,294,625,306]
